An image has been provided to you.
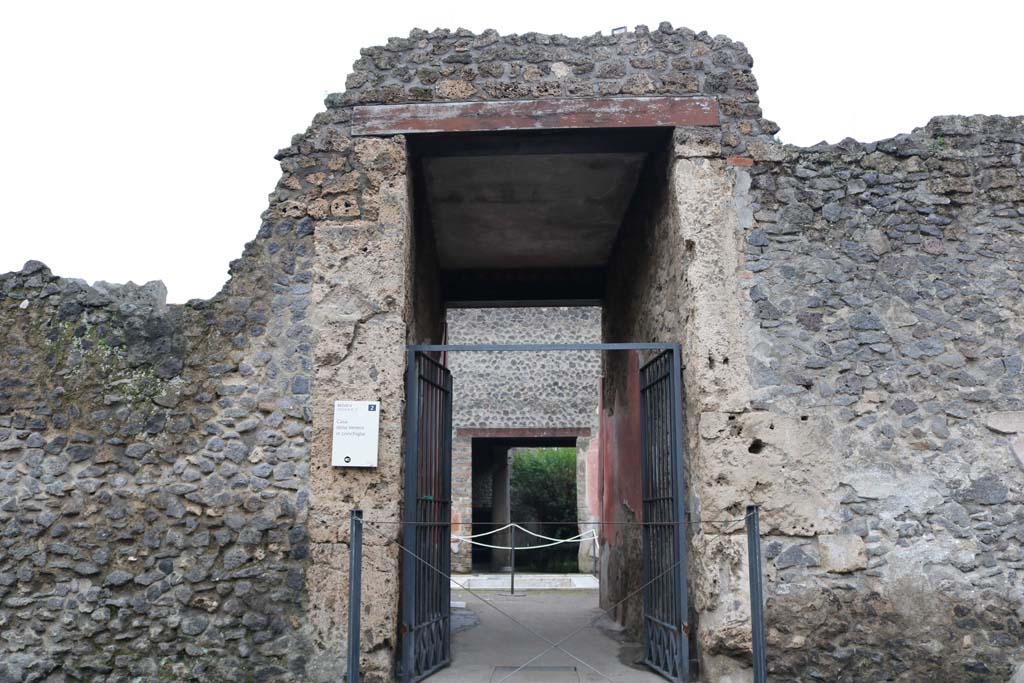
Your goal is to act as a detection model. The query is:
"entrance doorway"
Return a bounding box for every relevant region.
[468,436,580,574]
[388,111,697,682]
[400,343,690,683]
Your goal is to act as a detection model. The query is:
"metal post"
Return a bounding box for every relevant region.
[746,505,767,683]
[509,525,516,596]
[347,509,363,683]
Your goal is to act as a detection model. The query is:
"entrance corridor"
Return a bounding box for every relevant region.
[430,589,665,683]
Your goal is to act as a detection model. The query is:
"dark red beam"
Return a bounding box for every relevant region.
[351,96,719,136]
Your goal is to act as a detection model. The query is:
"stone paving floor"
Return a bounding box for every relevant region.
[429,589,665,683]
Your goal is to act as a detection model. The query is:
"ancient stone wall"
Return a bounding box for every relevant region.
[603,114,1024,682]
[2,20,1022,683]
[307,132,413,682]
[446,307,601,429]
[737,115,1024,682]
[336,23,778,155]
[0,207,314,682]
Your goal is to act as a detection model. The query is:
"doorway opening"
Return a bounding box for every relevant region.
[396,120,694,682]
[400,344,689,683]
[469,436,580,574]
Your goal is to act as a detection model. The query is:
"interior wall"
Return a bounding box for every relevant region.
[604,142,684,356]
[408,143,445,346]
[576,427,601,573]
[596,351,645,633]
[445,308,602,573]
[599,140,684,635]
[451,433,474,572]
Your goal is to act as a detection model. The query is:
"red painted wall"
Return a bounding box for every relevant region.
[599,351,644,542]
[598,351,645,632]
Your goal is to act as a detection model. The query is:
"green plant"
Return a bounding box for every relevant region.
[510,447,579,572]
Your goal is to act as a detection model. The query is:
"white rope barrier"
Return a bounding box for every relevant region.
[451,522,516,539]
[451,524,597,551]
[516,524,597,544]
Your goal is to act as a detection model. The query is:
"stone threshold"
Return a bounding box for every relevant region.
[451,573,599,590]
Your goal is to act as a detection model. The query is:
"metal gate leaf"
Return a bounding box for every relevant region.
[639,350,690,682]
[400,352,453,682]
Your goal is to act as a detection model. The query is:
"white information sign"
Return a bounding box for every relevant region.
[331,400,380,467]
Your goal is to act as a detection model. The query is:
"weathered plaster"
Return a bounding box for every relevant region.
[309,137,412,682]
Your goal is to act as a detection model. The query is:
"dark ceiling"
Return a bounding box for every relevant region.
[409,128,668,305]
[424,152,646,270]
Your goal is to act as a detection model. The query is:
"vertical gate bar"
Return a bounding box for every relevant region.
[424,364,434,650]
[423,362,431,674]
[747,505,767,683]
[669,346,690,681]
[430,362,438,669]
[415,367,423,669]
[638,354,652,659]
[510,525,516,596]
[434,364,441,664]
[442,367,453,662]
[401,351,420,682]
[347,509,363,683]
[654,360,664,667]
[665,362,672,668]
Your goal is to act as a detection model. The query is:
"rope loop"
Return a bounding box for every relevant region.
[450,523,598,550]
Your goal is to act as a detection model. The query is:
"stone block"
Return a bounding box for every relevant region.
[1013,436,1024,472]
[746,138,788,162]
[674,126,721,158]
[983,411,1024,434]
[818,534,867,573]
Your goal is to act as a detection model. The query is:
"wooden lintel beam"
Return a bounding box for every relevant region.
[351,96,718,136]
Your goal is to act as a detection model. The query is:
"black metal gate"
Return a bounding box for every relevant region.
[396,342,689,682]
[400,352,453,682]
[640,350,690,682]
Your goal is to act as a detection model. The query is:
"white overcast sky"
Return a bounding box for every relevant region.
[1,0,1021,302]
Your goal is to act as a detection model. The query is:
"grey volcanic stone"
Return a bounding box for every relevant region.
[776,544,820,569]
[103,570,133,587]
[965,475,1009,505]
[223,547,249,570]
[125,443,152,458]
[180,613,209,636]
